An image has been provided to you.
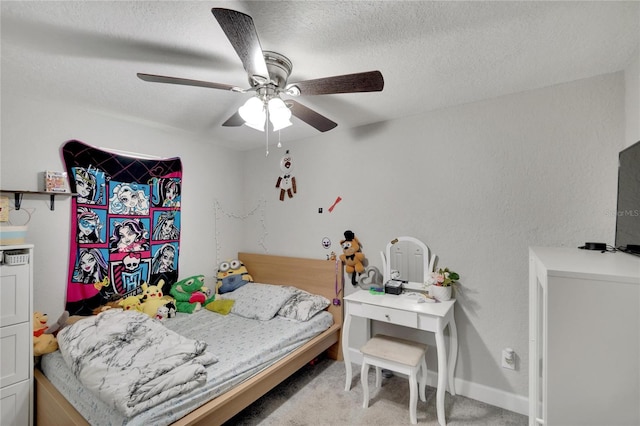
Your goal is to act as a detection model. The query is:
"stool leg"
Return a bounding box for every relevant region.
[419,356,428,402]
[375,366,382,388]
[409,370,418,424]
[361,361,370,409]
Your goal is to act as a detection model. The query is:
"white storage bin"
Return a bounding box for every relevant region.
[3,251,29,265]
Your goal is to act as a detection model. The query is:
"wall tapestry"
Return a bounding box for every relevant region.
[62,140,182,315]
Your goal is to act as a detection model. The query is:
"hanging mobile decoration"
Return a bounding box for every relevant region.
[275,150,296,201]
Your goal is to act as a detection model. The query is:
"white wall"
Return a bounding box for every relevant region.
[0,93,244,320]
[0,67,633,416]
[241,72,625,410]
[625,46,640,146]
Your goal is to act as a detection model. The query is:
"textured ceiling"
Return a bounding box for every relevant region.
[2,1,638,150]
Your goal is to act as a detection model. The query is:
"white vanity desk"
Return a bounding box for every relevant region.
[342,290,458,426]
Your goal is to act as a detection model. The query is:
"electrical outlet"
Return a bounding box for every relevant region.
[502,348,516,370]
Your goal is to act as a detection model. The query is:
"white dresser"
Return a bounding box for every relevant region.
[1,244,34,426]
[529,247,640,426]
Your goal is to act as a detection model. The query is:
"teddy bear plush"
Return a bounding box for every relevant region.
[170,275,215,313]
[339,230,366,286]
[33,312,59,356]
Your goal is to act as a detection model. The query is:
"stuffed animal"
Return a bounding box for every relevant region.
[216,259,253,293]
[150,301,177,321]
[43,311,69,336]
[33,312,59,356]
[118,295,144,312]
[92,298,124,315]
[339,230,366,286]
[139,281,175,318]
[170,275,215,313]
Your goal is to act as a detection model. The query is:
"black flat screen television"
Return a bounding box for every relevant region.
[615,140,640,255]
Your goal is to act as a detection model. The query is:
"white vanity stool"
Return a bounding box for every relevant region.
[360,334,428,424]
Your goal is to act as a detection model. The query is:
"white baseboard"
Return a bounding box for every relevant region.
[347,356,529,416]
[426,371,529,416]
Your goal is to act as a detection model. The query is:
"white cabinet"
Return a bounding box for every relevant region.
[0,244,33,426]
[529,247,640,426]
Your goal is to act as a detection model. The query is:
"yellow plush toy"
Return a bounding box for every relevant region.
[339,230,366,286]
[118,295,144,312]
[33,312,59,356]
[139,281,176,319]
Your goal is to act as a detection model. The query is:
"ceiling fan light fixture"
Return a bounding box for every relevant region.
[268,97,292,131]
[239,97,266,131]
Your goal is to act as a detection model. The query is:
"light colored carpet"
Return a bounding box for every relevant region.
[224,356,527,425]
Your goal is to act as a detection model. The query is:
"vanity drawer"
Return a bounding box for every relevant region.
[359,303,418,328]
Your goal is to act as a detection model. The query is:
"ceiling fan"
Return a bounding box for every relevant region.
[137,8,384,133]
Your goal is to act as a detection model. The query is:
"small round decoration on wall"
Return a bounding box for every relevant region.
[321,237,332,249]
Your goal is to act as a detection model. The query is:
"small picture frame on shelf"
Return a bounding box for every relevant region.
[43,170,70,193]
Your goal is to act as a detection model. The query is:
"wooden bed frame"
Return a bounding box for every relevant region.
[34,252,344,426]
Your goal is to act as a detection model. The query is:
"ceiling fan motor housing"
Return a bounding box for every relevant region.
[260,51,292,89]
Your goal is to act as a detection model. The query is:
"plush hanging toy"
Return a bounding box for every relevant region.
[275,150,296,201]
[33,312,59,356]
[339,230,366,286]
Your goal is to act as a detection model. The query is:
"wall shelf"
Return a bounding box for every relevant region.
[0,190,77,211]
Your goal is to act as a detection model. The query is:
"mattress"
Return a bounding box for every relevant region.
[41,308,333,426]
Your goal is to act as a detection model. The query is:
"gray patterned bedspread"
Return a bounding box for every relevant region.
[57,309,217,418]
[43,308,333,425]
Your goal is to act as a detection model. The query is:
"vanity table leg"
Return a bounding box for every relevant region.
[447,317,458,396]
[436,330,447,426]
[342,311,353,391]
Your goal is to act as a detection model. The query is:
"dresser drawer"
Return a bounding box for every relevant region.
[1,322,30,388]
[1,378,30,426]
[354,303,418,328]
[0,263,30,327]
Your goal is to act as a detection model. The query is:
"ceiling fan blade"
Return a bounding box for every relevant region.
[286,71,384,96]
[137,73,240,91]
[286,100,338,133]
[211,8,269,83]
[222,111,244,127]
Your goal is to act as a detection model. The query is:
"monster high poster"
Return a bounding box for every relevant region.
[62,140,182,315]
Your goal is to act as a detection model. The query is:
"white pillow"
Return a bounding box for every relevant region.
[228,283,296,321]
[277,288,331,321]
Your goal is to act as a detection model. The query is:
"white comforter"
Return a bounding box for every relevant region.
[57,309,217,418]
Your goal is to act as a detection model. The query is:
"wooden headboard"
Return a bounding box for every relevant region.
[238,252,344,330]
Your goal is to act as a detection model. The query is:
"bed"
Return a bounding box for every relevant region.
[34,252,344,425]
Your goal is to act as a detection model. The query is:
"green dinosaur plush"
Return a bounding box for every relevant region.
[169,275,215,314]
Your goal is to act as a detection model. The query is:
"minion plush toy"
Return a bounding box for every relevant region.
[216,259,254,294]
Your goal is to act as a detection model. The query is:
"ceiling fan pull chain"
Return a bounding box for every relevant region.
[265,105,269,157]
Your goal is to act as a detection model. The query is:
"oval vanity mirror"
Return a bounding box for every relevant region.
[381,236,436,290]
